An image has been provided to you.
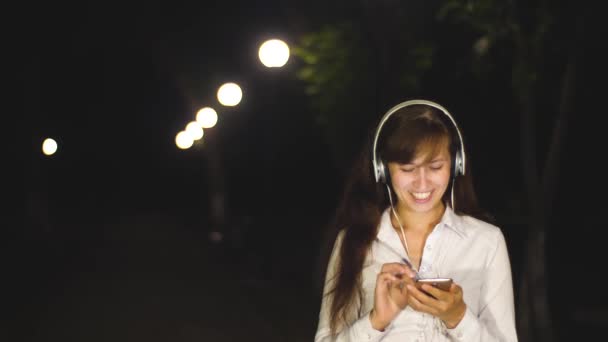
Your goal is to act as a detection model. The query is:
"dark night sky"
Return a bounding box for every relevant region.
[11,1,327,214]
[4,1,608,340]
[7,0,607,281]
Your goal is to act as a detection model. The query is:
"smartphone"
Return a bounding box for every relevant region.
[415,278,453,292]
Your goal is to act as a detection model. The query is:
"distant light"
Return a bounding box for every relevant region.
[175,131,194,149]
[259,39,290,68]
[473,35,490,56]
[185,121,204,141]
[196,107,218,128]
[209,231,223,243]
[217,82,242,106]
[42,138,58,156]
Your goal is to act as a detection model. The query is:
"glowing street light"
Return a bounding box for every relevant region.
[175,131,194,150]
[185,121,204,141]
[217,82,242,107]
[258,39,290,68]
[196,107,218,128]
[42,138,58,156]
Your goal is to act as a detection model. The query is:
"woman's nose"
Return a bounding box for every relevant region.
[413,168,428,188]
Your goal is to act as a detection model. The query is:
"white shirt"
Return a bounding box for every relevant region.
[314,206,518,341]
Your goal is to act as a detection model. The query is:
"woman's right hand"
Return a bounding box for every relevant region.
[370,263,416,331]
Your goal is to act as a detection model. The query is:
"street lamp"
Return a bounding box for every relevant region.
[42,137,58,156]
[217,82,242,107]
[258,39,290,68]
[196,107,218,128]
[185,121,204,141]
[175,131,194,150]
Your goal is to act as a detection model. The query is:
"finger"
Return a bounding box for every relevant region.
[449,284,464,304]
[389,282,409,308]
[380,263,411,276]
[393,279,410,295]
[450,283,463,296]
[376,273,408,311]
[407,284,439,307]
[377,271,403,282]
[389,277,411,296]
[376,271,402,291]
[400,275,417,287]
[397,281,408,292]
[380,262,418,279]
[419,284,447,301]
[406,290,435,314]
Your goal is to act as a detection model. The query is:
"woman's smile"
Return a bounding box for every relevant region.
[410,190,433,203]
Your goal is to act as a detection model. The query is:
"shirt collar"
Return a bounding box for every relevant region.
[442,205,467,237]
[377,204,467,243]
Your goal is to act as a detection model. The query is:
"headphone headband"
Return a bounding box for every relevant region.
[372,99,466,183]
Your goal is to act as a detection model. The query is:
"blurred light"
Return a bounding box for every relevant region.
[209,231,223,243]
[474,35,490,56]
[196,107,218,128]
[185,121,204,141]
[175,131,194,149]
[42,138,58,156]
[259,39,290,68]
[217,82,242,106]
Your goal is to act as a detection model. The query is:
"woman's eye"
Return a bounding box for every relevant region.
[401,168,415,173]
[430,164,444,170]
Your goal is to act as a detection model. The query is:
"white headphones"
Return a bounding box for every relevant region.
[371,99,466,184]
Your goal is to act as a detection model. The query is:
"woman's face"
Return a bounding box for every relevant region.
[387,141,451,216]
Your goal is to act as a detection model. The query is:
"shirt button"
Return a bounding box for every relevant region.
[457,332,463,338]
[426,245,432,250]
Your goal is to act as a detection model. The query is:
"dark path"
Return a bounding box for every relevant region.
[6,214,320,342]
[5,212,607,341]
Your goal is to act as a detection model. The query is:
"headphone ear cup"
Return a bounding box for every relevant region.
[377,160,388,184]
[382,161,390,184]
[453,151,464,176]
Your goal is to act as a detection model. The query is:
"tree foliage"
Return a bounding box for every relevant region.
[291,23,374,170]
[294,1,584,341]
[291,18,437,171]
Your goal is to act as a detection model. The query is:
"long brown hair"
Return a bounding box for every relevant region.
[321,103,489,335]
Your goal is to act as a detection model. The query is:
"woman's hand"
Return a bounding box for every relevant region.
[370,263,417,331]
[406,282,467,328]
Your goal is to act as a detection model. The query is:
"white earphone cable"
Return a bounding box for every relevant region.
[385,183,416,272]
[450,177,456,211]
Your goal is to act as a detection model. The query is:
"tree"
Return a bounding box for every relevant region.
[436,2,584,340]
[291,23,376,172]
[293,1,586,340]
[291,12,437,174]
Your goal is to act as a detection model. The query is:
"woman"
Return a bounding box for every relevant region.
[314,100,517,341]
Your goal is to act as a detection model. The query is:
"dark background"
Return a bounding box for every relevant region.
[3,1,606,341]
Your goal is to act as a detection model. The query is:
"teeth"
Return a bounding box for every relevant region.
[411,192,431,200]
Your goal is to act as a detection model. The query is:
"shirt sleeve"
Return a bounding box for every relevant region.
[446,229,518,341]
[314,231,390,342]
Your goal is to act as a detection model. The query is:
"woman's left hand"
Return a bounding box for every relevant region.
[406,282,467,328]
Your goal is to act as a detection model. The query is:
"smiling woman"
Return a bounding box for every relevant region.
[314,99,518,341]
